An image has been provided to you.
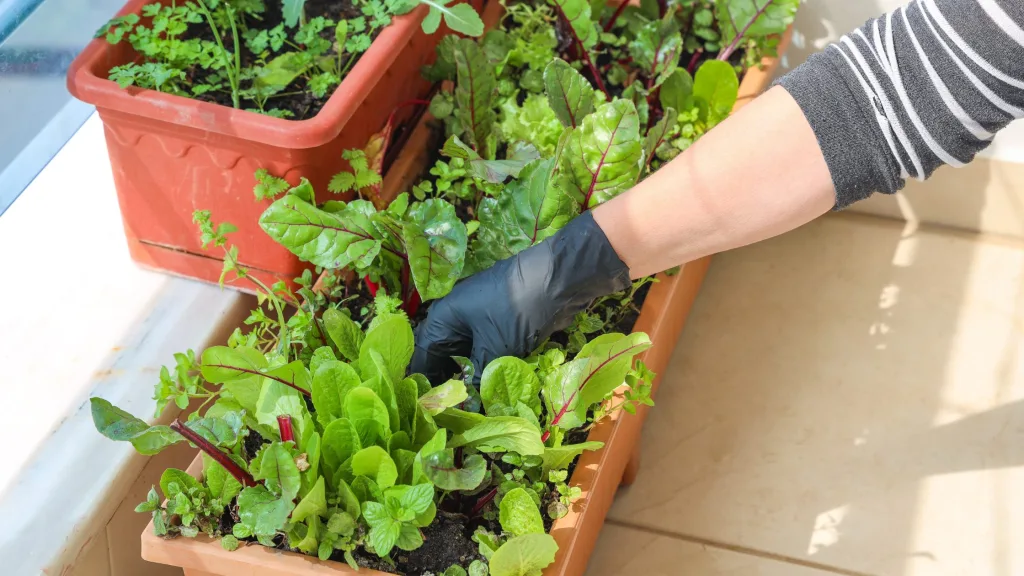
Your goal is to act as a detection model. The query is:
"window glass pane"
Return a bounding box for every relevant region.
[0,0,126,215]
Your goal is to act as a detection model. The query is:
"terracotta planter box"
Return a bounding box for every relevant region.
[66,0,459,291]
[138,23,792,575]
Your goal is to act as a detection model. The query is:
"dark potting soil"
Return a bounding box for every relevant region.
[177,0,372,119]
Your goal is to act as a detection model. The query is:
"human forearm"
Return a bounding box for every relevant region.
[594,86,834,279]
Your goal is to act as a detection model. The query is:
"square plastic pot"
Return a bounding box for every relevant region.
[66,0,462,290]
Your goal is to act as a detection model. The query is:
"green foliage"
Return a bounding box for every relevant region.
[452,37,498,156]
[543,59,595,128]
[557,99,643,210]
[418,0,484,37]
[499,487,545,537]
[489,533,559,576]
[361,483,434,555]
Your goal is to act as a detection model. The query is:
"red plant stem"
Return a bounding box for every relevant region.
[602,0,629,33]
[541,430,551,443]
[471,487,498,516]
[170,419,258,487]
[657,0,667,17]
[550,2,609,97]
[203,364,311,398]
[718,1,772,61]
[277,415,294,443]
[364,275,380,297]
[687,48,703,74]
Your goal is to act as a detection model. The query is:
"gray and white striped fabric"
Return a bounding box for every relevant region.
[778,0,1024,209]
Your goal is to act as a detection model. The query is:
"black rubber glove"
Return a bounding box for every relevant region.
[410,211,632,384]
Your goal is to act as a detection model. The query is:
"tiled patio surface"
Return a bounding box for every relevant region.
[587,213,1024,576]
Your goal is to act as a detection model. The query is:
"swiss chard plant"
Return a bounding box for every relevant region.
[94,0,484,119]
[90,248,654,573]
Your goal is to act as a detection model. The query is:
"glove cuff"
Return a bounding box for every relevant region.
[548,210,632,308]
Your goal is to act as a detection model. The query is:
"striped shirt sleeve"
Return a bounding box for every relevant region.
[777,0,1024,209]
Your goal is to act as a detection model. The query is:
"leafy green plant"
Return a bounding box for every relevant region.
[94,0,483,118]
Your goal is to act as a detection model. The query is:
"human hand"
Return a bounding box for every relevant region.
[409,211,631,384]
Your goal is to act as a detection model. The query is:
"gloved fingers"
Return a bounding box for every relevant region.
[409,301,472,383]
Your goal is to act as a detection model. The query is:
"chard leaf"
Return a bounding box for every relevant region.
[423,449,486,491]
[540,441,604,475]
[449,416,544,455]
[90,398,182,455]
[480,357,541,417]
[715,0,798,47]
[442,135,539,183]
[499,487,544,537]
[291,476,327,523]
[467,159,574,274]
[659,69,693,113]
[322,418,361,479]
[402,199,468,301]
[548,0,597,49]
[322,308,365,362]
[344,387,392,444]
[544,333,652,430]
[643,107,678,170]
[203,453,243,504]
[543,58,595,128]
[452,37,497,155]
[311,360,361,428]
[352,446,399,489]
[265,361,311,393]
[557,99,643,210]
[252,441,301,500]
[628,19,683,83]
[200,346,267,384]
[237,485,295,538]
[418,379,469,415]
[488,533,558,576]
[259,194,382,270]
[358,315,414,385]
[692,60,739,127]
[186,411,244,447]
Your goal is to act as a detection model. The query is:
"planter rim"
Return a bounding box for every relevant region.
[139,22,794,576]
[66,0,429,150]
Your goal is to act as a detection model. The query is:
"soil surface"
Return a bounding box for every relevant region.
[346,511,486,574]
[175,0,374,119]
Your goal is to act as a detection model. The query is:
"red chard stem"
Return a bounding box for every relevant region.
[170,419,257,487]
[277,415,295,443]
[471,487,498,516]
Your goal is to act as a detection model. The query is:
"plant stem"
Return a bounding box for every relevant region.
[471,487,498,516]
[602,0,629,33]
[277,415,295,443]
[687,48,703,74]
[718,0,771,61]
[170,419,258,487]
[550,2,609,97]
[195,0,240,108]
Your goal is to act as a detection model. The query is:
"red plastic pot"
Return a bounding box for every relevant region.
[66,0,455,291]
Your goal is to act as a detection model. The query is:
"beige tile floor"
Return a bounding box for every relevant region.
[586,213,1024,576]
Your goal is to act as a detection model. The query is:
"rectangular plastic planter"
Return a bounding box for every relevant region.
[67,0,455,291]
[137,24,792,576]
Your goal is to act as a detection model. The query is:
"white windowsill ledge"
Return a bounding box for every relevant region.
[0,113,254,575]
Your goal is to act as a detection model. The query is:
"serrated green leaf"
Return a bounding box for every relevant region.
[203,453,243,504]
[237,485,295,538]
[259,194,382,270]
